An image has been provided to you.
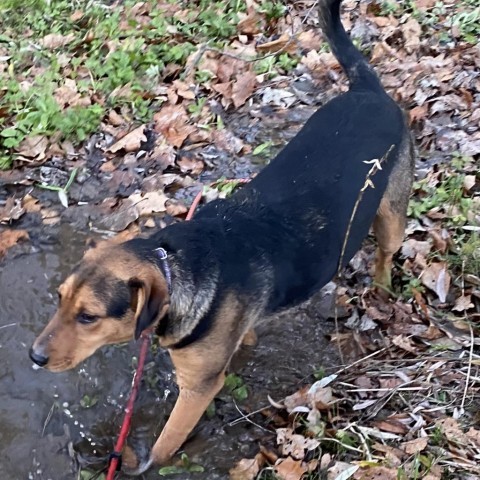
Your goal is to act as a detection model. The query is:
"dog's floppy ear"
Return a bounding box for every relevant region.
[129,279,162,340]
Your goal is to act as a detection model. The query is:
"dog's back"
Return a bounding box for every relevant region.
[196,0,414,308]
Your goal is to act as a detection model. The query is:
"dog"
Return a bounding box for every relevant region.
[30,0,414,474]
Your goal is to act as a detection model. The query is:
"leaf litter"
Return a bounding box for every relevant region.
[0,0,479,478]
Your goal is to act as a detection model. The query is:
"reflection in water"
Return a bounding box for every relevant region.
[0,224,336,479]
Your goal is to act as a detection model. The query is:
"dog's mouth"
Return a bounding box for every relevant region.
[45,358,75,372]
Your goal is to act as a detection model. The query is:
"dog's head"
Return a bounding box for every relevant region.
[29,239,169,372]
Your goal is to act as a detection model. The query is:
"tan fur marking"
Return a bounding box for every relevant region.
[373,197,406,296]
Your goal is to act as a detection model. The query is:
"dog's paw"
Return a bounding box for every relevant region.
[120,444,153,476]
[122,457,153,477]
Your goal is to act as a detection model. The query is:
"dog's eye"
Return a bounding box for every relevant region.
[77,312,99,324]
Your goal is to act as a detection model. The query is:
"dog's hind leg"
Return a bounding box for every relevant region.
[373,134,415,297]
[373,198,407,296]
[241,328,257,346]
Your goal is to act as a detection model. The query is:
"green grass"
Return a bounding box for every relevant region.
[0,0,252,168]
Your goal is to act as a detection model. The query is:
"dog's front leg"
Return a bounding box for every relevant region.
[150,346,226,465]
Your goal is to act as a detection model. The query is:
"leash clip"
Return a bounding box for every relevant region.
[154,247,168,260]
[108,451,122,471]
[154,247,172,295]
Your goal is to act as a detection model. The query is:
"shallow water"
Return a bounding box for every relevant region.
[0,221,338,479]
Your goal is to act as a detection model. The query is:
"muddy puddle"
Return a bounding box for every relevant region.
[0,222,338,479]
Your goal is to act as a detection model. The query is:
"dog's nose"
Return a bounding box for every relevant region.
[29,347,49,367]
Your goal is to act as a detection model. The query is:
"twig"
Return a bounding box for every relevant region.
[332,145,395,363]
[42,402,56,436]
[458,260,473,417]
[319,436,365,454]
[0,322,16,330]
[228,401,274,433]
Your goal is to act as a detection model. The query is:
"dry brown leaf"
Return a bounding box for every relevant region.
[229,453,265,480]
[436,417,469,444]
[283,386,309,412]
[22,194,41,213]
[466,427,480,447]
[211,129,244,155]
[277,428,320,460]
[0,197,25,223]
[421,262,450,303]
[17,135,49,160]
[257,33,297,55]
[232,71,257,108]
[392,334,417,354]
[274,457,307,480]
[0,229,29,258]
[402,437,428,454]
[402,18,421,53]
[429,229,448,254]
[415,0,438,10]
[108,110,125,126]
[128,191,168,216]
[165,199,187,217]
[237,11,263,35]
[409,104,429,124]
[353,466,398,480]
[153,105,196,148]
[373,419,408,435]
[452,295,474,312]
[40,33,75,49]
[108,125,147,153]
[401,239,431,258]
[177,156,204,175]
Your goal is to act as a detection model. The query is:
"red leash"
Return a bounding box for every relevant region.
[106,178,249,479]
[106,332,151,478]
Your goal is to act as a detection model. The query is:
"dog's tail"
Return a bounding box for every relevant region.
[318,0,383,92]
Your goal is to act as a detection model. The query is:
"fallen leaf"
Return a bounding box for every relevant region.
[165,199,187,217]
[257,33,297,54]
[0,229,29,258]
[452,295,474,312]
[276,428,320,460]
[401,239,431,258]
[402,18,421,53]
[402,437,428,454]
[40,33,75,49]
[421,262,451,302]
[353,466,398,480]
[153,105,196,148]
[108,125,147,153]
[229,453,265,480]
[128,191,168,216]
[392,334,417,354]
[17,135,49,161]
[177,156,204,175]
[232,70,257,108]
[0,197,25,223]
[274,456,307,480]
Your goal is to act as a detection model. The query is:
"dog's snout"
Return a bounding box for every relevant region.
[29,347,49,367]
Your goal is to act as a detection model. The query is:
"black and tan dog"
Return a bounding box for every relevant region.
[30,0,414,474]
